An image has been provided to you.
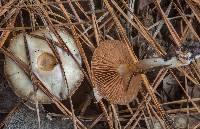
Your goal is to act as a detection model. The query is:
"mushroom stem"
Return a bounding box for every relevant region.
[118,53,194,75]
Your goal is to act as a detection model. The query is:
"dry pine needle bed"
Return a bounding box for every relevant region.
[0,0,200,129]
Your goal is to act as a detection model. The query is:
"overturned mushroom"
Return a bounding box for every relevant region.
[91,40,142,105]
[4,29,84,104]
[91,40,194,105]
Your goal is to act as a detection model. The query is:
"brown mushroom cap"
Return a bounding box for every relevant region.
[91,40,142,105]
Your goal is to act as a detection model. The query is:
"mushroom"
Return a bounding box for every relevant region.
[91,40,194,105]
[91,40,142,105]
[4,29,84,104]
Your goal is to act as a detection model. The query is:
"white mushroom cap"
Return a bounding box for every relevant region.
[5,29,84,104]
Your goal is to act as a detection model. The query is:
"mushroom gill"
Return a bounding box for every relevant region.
[91,40,195,105]
[91,40,142,105]
[4,29,84,104]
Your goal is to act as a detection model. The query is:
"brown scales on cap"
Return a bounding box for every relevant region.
[91,40,142,105]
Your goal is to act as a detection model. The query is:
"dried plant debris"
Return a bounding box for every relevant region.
[0,0,200,129]
[3,105,105,129]
[139,0,153,10]
[149,114,200,129]
[181,40,200,59]
[2,105,73,129]
[162,74,180,102]
[4,104,75,129]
